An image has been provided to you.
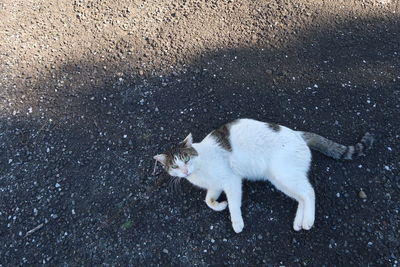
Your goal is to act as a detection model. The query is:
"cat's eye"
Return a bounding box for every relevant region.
[171,165,178,169]
[184,156,190,163]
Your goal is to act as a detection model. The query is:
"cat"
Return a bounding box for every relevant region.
[154,118,374,233]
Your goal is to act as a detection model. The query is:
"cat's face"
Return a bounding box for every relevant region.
[154,133,198,178]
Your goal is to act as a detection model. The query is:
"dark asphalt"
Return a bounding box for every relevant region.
[1,12,400,267]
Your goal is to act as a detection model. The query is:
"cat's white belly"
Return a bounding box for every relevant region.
[229,156,269,180]
[229,145,311,181]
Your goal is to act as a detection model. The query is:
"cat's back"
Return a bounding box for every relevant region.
[229,118,294,148]
[204,118,306,156]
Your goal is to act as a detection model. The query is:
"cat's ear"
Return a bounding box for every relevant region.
[181,133,193,147]
[153,154,167,165]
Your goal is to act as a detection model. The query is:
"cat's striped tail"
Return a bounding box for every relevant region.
[300,131,374,160]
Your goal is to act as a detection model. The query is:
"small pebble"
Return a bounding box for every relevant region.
[384,165,390,171]
[358,190,367,199]
[162,248,169,254]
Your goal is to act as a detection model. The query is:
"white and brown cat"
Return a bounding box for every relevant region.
[154,118,373,233]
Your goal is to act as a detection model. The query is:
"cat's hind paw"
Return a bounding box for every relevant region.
[302,216,315,230]
[293,220,302,231]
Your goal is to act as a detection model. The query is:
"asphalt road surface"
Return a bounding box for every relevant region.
[1,1,399,266]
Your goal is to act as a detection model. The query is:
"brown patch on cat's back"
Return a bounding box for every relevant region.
[267,122,281,132]
[211,120,238,151]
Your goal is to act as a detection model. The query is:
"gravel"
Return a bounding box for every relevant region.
[1,0,399,266]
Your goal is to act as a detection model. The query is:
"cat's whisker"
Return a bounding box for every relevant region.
[167,177,178,192]
[170,177,182,192]
[166,177,173,190]
[171,179,177,192]
[173,179,180,192]
[152,159,158,175]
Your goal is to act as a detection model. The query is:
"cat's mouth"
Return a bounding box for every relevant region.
[182,169,192,177]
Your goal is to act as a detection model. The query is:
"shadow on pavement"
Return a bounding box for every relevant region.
[1,16,399,266]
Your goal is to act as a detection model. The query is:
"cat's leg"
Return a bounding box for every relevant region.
[224,179,244,233]
[205,189,228,211]
[293,200,304,231]
[270,173,315,231]
[299,182,315,230]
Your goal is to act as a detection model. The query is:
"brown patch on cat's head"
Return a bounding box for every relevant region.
[154,133,198,170]
[163,145,198,170]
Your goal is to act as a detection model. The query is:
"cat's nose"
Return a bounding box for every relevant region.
[182,169,189,175]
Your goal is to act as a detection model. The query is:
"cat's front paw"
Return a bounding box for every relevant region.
[206,199,228,212]
[213,201,228,211]
[232,218,244,233]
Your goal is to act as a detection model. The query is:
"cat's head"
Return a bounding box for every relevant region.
[154,133,198,178]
